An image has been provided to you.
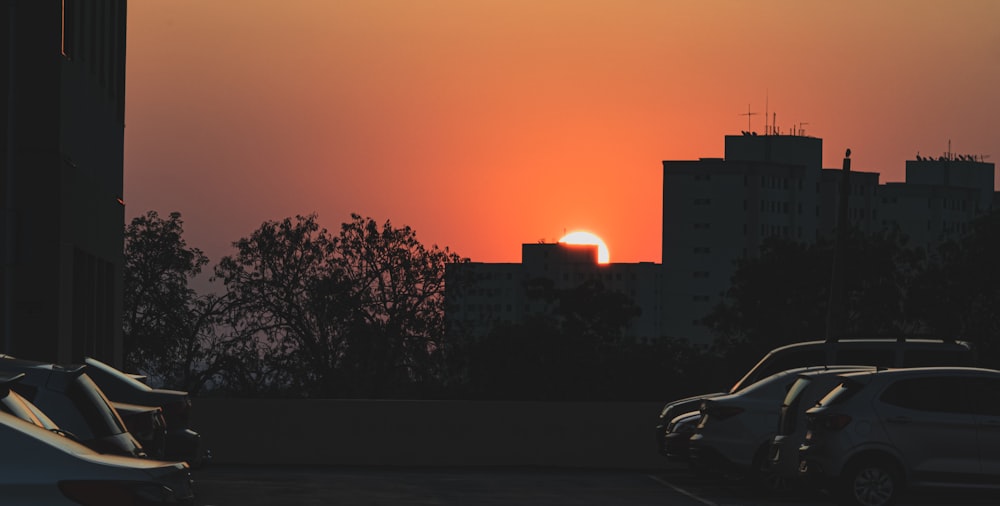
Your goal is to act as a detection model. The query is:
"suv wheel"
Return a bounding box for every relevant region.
[839,457,902,506]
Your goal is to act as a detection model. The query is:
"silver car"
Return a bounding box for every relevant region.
[0,411,194,505]
[689,365,874,485]
[799,367,1000,506]
[767,366,878,483]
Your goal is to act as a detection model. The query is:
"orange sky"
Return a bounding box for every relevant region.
[124,0,1000,265]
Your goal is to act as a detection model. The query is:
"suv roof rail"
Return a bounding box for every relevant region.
[826,335,963,344]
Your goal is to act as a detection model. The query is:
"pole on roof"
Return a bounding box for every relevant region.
[825,149,851,342]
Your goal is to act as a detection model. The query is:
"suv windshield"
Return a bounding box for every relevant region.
[815,377,865,408]
[777,376,812,434]
[85,357,153,393]
[66,374,126,438]
[730,348,826,393]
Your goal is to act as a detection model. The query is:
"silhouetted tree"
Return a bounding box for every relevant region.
[214,214,465,397]
[704,230,923,380]
[123,211,224,393]
[909,211,1000,366]
[468,278,643,400]
[213,214,354,396]
[333,214,466,397]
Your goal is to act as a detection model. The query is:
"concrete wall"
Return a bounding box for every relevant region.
[191,399,667,470]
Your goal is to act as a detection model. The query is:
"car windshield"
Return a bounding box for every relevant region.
[1,391,46,427]
[729,347,826,393]
[815,377,865,408]
[85,357,153,392]
[777,376,812,435]
[782,377,812,408]
[66,374,126,438]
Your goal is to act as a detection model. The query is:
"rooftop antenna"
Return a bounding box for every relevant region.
[764,92,769,135]
[740,104,757,132]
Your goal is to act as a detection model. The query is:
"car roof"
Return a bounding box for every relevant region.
[767,338,972,354]
[0,355,86,375]
[840,366,1000,379]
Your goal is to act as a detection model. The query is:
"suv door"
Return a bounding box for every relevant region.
[875,376,980,480]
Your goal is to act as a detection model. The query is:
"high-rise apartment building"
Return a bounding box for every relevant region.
[662,133,994,344]
[1,0,127,365]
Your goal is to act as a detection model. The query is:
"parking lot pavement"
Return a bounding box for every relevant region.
[649,468,1000,506]
[192,465,1000,506]
[192,466,724,506]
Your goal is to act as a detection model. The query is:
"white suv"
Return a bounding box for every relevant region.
[799,367,1000,506]
[656,338,974,460]
[689,365,876,484]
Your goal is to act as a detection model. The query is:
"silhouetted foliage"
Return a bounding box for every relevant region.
[704,230,924,382]
[909,212,1000,367]
[464,278,696,401]
[213,214,465,397]
[123,211,225,394]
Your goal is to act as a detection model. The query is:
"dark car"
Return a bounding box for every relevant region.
[0,355,146,458]
[84,357,206,466]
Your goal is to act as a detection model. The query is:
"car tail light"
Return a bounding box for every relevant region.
[807,413,852,434]
[58,480,183,506]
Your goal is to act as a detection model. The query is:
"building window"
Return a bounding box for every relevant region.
[694,198,711,205]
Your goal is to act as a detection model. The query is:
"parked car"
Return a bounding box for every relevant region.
[656,338,974,459]
[688,365,876,484]
[768,366,882,484]
[1,372,61,432]
[0,355,146,458]
[0,410,194,505]
[662,410,700,462]
[113,401,168,459]
[799,367,1000,506]
[84,357,206,466]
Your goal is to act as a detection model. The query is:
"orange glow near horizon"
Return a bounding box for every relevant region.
[124,1,1000,267]
[560,231,610,264]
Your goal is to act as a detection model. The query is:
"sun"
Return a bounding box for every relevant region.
[559,231,610,264]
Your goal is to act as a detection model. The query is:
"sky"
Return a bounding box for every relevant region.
[124,0,1000,266]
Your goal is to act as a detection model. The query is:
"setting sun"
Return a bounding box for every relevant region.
[559,231,610,264]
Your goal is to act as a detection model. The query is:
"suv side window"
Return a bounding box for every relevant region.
[880,377,972,413]
[836,349,894,367]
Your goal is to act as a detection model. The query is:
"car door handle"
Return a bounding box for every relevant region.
[886,416,911,424]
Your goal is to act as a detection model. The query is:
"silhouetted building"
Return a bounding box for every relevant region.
[879,155,994,250]
[1,1,126,365]
[445,243,662,341]
[662,133,996,345]
[662,134,829,342]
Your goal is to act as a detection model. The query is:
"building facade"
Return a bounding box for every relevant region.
[662,133,995,345]
[1,0,126,365]
[445,243,662,341]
